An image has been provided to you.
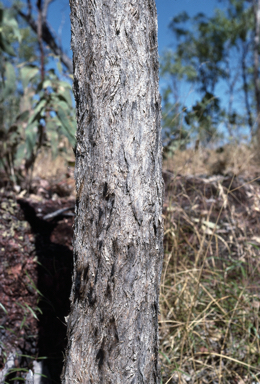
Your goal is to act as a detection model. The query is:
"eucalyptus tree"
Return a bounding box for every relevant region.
[160,0,260,146]
[0,3,76,184]
[160,10,228,145]
[61,0,164,383]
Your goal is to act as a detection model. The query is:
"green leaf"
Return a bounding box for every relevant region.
[0,302,7,314]
[20,315,27,329]
[24,303,39,320]
[2,62,16,99]
[21,66,39,89]
[0,34,15,55]
[25,125,38,156]
[53,92,71,107]
[0,8,21,55]
[56,106,76,145]
[27,98,46,125]
[15,143,27,165]
[25,271,43,297]
[6,368,29,373]
[42,79,52,89]
[58,80,72,89]
[192,218,220,229]
[57,60,62,74]
[16,110,29,122]
[59,88,73,106]
[52,97,70,111]
[16,354,37,359]
[9,377,26,381]
[46,122,59,157]
[3,12,21,42]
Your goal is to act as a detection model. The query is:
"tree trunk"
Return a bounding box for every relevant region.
[253,0,260,148]
[62,1,163,383]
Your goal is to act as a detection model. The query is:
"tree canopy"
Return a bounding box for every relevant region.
[161,0,260,151]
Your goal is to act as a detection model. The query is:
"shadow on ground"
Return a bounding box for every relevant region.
[17,199,73,383]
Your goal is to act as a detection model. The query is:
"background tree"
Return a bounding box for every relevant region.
[0,1,76,186]
[161,0,260,150]
[61,0,164,383]
[16,0,73,72]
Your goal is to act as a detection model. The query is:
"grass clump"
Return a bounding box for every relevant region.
[160,146,260,384]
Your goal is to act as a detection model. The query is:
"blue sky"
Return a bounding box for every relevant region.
[156,0,220,56]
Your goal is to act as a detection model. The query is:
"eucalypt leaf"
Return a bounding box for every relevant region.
[20,65,39,89]
[0,5,21,56]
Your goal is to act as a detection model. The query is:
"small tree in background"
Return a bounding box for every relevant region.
[161,0,260,150]
[0,1,76,186]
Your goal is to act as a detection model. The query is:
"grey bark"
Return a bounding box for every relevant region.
[62,0,163,383]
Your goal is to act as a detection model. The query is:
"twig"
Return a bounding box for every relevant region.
[17,9,73,72]
[42,0,54,22]
[43,206,74,220]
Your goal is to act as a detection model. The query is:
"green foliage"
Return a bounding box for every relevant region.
[0,3,21,56]
[185,92,224,143]
[0,2,76,185]
[161,86,189,158]
[160,0,257,151]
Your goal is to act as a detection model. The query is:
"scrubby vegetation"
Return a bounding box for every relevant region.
[160,146,260,383]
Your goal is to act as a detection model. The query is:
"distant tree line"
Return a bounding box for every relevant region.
[161,0,260,151]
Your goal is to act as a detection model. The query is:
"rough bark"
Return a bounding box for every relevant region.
[62,0,163,383]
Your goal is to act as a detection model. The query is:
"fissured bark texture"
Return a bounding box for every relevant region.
[62,1,163,383]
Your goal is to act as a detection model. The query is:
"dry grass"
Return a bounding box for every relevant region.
[160,145,260,384]
[32,142,74,181]
[163,144,259,179]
